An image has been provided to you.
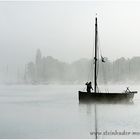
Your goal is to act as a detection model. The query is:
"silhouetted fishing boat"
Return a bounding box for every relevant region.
[78,16,137,102]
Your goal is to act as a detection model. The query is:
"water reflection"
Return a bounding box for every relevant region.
[78,100,134,139]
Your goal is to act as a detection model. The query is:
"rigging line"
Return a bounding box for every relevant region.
[103,62,110,92]
[98,28,103,58]
[87,18,95,82]
[97,27,109,92]
[87,18,96,83]
[87,59,94,82]
[96,58,99,92]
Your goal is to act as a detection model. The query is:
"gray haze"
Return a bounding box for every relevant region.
[0,1,140,82]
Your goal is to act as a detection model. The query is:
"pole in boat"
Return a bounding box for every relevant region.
[94,15,98,139]
[94,15,98,93]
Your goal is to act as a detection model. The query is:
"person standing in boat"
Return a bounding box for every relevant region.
[85,82,93,93]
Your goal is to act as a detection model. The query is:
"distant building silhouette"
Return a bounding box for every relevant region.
[25,49,140,84]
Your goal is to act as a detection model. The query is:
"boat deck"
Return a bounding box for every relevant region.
[78,91,137,102]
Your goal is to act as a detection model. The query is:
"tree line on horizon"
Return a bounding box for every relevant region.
[25,49,140,84]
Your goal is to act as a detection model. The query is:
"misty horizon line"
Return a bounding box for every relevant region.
[23,49,140,85]
[32,49,140,64]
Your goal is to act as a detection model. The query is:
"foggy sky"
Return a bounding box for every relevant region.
[0,0,140,69]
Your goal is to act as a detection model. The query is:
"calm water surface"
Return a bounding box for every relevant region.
[0,84,140,138]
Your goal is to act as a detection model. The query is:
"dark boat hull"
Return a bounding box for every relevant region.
[79,91,137,102]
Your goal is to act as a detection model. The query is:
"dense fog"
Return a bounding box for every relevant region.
[1,1,140,85]
[25,50,140,84]
[1,49,140,85]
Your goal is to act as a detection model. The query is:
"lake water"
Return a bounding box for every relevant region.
[0,84,140,138]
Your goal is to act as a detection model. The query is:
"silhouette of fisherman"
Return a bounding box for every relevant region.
[85,82,93,93]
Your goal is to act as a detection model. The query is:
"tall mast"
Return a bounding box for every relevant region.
[94,16,98,93]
